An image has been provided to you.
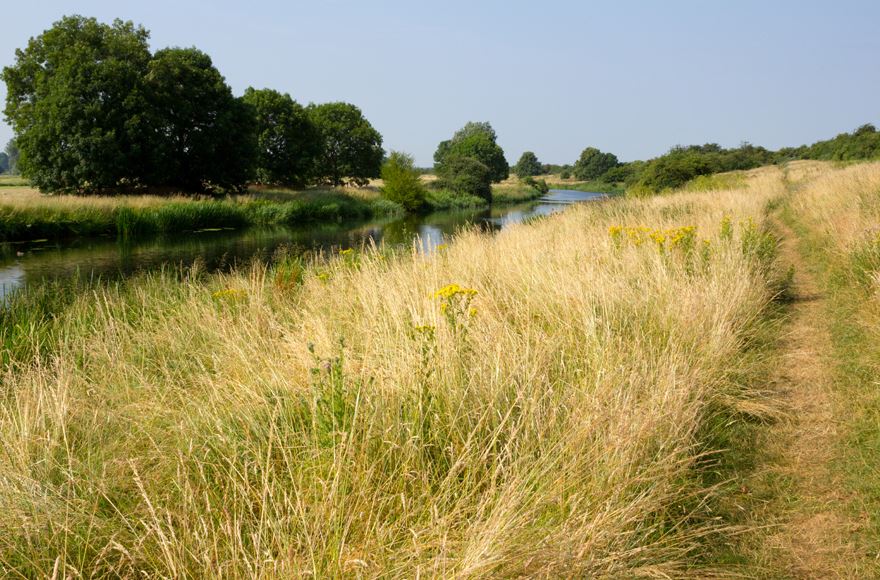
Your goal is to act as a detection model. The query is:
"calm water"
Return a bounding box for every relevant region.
[0,190,605,299]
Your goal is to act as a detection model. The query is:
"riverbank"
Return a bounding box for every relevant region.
[0,181,549,242]
[1,167,785,575]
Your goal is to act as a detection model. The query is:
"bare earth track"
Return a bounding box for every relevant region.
[761,215,861,578]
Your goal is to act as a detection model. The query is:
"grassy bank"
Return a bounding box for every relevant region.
[0,168,785,575]
[545,179,625,195]
[0,186,404,242]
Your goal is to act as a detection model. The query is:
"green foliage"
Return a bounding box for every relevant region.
[521,176,549,194]
[307,102,384,187]
[146,48,257,193]
[778,124,880,163]
[0,152,8,174]
[602,161,644,184]
[434,121,509,183]
[636,151,713,192]
[1,17,257,193]
[1,16,154,192]
[435,155,492,202]
[424,188,486,210]
[380,151,426,212]
[573,147,619,180]
[633,143,774,194]
[0,192,402,242]
[514,151,543,178]
[241,87,320,187]
[684,172,747,192]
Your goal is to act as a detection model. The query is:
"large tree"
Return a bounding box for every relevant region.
[573,147,619,180]
[1,15,153,192]
[513,151,542,178]
[434,121,508,182]
[241,87,319,187]
[145,47,257,192]
[307,102,383,186]
[0,152,8,174]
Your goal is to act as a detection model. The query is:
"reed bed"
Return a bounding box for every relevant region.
[0,168,786,576]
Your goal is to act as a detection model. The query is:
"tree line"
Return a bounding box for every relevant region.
[509,124,880,194]
[1,16,383,193]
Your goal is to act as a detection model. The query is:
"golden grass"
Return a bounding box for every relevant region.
[0,168,786,576]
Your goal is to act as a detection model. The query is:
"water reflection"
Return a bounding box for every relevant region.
[0,190,605,298]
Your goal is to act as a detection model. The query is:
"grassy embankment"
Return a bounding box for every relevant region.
[0,185,403,243]
[0,168,787,575]
[0,176,551,242]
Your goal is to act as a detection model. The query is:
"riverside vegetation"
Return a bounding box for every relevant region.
[5,160,880,575]
[1,164,789,576]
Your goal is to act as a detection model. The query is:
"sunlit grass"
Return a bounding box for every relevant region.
[0,167,787,576]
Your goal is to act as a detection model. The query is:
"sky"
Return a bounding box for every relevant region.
[1,0,879,166]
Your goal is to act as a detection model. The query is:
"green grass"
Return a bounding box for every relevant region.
[683,172,748,192]
[0,189,404,242]
[0,175,28,187]
[544,180,624,195]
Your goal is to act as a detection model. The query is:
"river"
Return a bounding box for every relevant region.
[0,190,605,299]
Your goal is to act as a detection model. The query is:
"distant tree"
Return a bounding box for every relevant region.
[241,87,319,187]
[308,102,384,186]
[573,147,619,180]
[434,121,509,182]
[380,151,426,212]
[514,151,543,178]
[145,47,257,192]
[635,151,713,192]
[437,155,492,201]
[1,15,153,192]
[0,152,7,174]
[4,140,17,174]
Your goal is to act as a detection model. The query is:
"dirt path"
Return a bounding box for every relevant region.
[759,216,860,577]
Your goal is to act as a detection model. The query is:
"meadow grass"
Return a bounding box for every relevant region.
[0,187,403,242]
[0,169,786,576]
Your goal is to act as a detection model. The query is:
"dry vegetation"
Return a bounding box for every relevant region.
[1,168,789,576]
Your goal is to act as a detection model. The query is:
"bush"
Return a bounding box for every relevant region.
[380,151,426,212]
[436,156,492,202]
[522,176,549,195]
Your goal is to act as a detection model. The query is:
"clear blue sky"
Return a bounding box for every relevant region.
[2,0,878,166]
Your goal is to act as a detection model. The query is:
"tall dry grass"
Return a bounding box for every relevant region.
[0,168,786,576]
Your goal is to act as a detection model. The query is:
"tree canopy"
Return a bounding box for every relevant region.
[1,15,153,192]
[1,16,386,194]
[434,121,509,183]
[308,102,384,187]
[573,147,619,180]
[514,151,543,178]
[146,47,257,192]
[241,87,319,187]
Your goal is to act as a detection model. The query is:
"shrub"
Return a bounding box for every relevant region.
[380,151,426,212]
[436,156,492,202]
